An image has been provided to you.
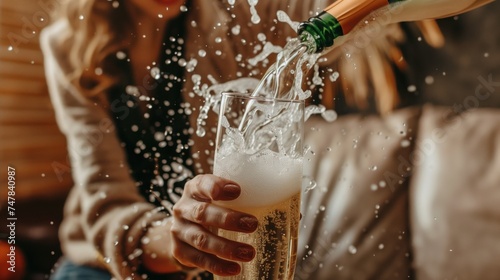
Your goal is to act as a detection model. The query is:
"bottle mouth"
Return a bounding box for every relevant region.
[297,22,324,53]
[298,31,318,54]
[297,11,343,53]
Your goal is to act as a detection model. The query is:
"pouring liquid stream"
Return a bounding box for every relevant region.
[238,35,317,135]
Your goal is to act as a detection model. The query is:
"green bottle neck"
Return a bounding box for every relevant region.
[297,12,343,54]
[298,0,405,53]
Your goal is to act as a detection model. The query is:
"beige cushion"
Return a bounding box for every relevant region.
[410,106,500,280]
[297,105,500,279]
[297,107,421,279]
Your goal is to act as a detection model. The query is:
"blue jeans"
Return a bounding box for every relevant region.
[51,258,213,279]
[51,259,111,280]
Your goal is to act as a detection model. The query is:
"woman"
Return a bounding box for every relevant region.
[41,0,492,279]
[43,1,298,278]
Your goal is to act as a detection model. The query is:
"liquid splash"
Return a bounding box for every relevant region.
[276,10,300,32]
[193,8,339,137]
[194,76,260,137]
[194,35,337,136]
[248,0,261,24]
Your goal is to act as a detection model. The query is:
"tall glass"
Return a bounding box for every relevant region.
[213,92,304,280]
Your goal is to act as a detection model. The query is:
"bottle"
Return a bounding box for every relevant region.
[298,0,404,53]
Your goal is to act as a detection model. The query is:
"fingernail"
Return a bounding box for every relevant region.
[226,263,240,275]
[221,184,240,200]
[236,246,255,261]
[238,216,258,232]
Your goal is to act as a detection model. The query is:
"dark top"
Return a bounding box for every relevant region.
[108,14,194,210]
[107,12,213,280]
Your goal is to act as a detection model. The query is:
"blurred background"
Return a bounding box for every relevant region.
[0,0,72,279]
[0,0,498,279]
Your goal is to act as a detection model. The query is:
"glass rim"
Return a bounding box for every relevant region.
[221,92,305,105]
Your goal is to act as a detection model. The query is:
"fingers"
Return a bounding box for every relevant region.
[172,220,255,263]
[184,174,241,201]
[172,235,242,276]
[173,199,258,233]
[171,174,259,276]
[174,174,258,232]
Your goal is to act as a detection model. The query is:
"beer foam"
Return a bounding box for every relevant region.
[214,150,302,209]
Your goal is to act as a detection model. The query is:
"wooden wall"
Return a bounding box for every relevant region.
[0,0,73,201]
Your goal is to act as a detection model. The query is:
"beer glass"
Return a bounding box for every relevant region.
[213,92,304,280]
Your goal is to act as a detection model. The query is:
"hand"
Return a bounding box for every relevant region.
[171,174,258,276]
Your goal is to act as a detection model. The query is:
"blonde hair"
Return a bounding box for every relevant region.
[57,0,132,96]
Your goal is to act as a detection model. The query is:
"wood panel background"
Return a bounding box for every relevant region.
[0,0,73,201]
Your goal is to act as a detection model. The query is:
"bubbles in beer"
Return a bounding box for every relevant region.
[217,194,301,279]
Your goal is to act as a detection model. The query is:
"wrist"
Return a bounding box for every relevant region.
[141,217,181,274]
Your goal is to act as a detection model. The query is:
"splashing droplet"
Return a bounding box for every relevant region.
[116,51,127,60]
[248,42,282,66]
[141,237,150,245]
[196,127,206,137]
[276,10,299,31]
[303,177,317,193]
[257,33,266,42]
[248,0,261,24]
[348,245,357,254]
[232,24,241,35]
[321,110,337,122]
[150,67,161,80]
[401,140,411,147]
[178,58,187,67]
[312,65,323,85]
[185,58,198,72]
[329,71,340,82]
